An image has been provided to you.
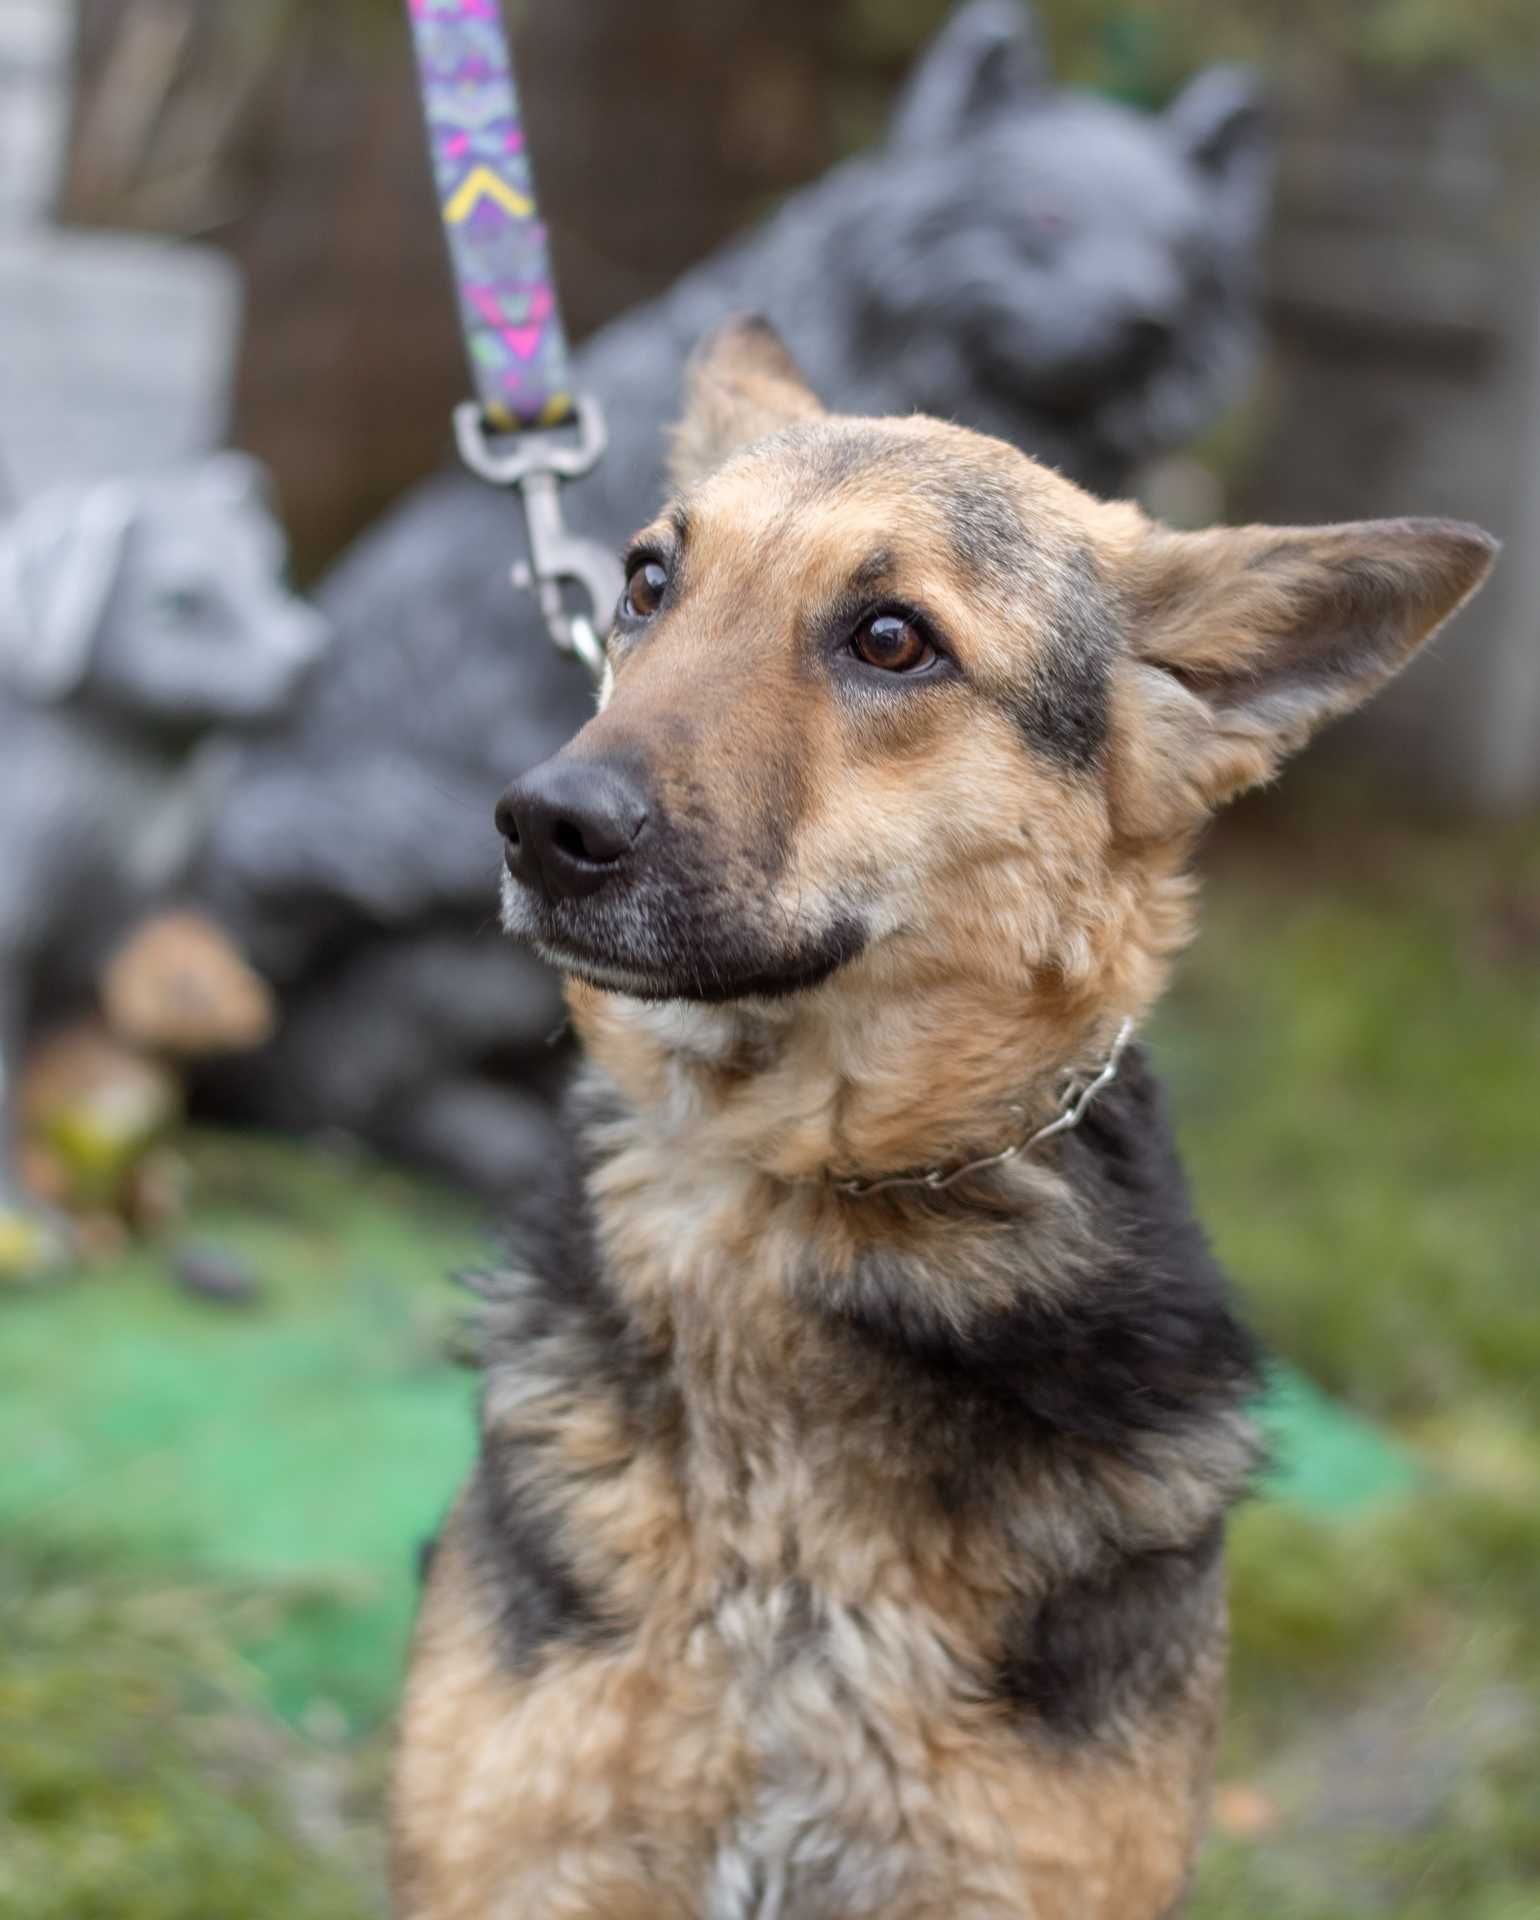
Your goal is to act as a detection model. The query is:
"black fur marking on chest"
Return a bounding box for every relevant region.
[482,1074,670,1422]
[814,1049,1257,1741]
[468,1055,1258,1695]
[462,1444,613,1669]
[826,1047,1261,1461]
[996,1519,1226,1742]
[467,1081,669,1669]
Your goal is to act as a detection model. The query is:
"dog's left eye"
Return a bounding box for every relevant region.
[621,559,668,621]
[851,612,936,674]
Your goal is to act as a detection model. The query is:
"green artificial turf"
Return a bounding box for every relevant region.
[1255,1364,1418,1514]
[0,1135,486,1732]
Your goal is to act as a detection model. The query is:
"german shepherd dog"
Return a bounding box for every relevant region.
[393,319,1495,1919]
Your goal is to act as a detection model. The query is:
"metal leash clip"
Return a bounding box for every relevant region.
[454,397,622,684]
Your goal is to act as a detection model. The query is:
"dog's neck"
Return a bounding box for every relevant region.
[564,853,1194,1188]
[567,953,1158,1192]
[536,938,1258,1580]
[531,879,1258,1579]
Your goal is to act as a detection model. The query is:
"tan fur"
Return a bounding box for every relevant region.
[399,1553,1216,1920]
[395,317,1494,1917]
[581,432,1185,1183]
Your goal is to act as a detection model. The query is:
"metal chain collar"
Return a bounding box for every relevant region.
[821,1017,1136,1199]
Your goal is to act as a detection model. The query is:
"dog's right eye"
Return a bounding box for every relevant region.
[851,612,936,675]
[621,559,668,622]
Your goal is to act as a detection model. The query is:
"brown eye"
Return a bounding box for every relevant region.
[622,559,668,621]
[851,611,935,674]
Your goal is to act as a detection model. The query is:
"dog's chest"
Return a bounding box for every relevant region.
[589,1172,1024,1912]
[686,1575,964,1920]
[401,1163,1231,1918]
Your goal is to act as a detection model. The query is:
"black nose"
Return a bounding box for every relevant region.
[495,756,649,901]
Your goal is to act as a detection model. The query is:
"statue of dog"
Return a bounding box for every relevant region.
[0,455,327,1260]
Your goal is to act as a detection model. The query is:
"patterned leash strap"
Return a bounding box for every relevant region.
[405,0,619,676]
[406,0,570,430]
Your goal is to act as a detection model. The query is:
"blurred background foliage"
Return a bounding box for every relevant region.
[185,0,1540,76]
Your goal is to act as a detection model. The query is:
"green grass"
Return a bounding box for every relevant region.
[0,1138,490,1919]
[0,1540,384,1920]
[1,791,1536,1917]
[1160,796,1540,1417]
[1162,793,1540,1918]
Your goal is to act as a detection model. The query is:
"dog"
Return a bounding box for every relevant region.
[392,318,1494,1918]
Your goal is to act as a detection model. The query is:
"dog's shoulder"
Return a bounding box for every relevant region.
[477,1043,1262,1501]
[477,1065,660,1389]
[465,1070,684,1669]
[821,1045,1262,1460]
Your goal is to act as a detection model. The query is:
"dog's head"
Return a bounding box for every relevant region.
[498,320,1494,1045]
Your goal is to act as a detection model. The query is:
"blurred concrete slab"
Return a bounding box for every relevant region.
[0,229,241,499]
[0,0,74,225]
[0,1,242,498]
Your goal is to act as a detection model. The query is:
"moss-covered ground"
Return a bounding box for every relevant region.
[1,791,1536,1918]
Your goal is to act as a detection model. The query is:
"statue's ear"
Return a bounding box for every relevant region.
[889,0,1048,151]
[1108,515,1497,837]
[0,484,134,703]
[668,317,824,490]
[1166,65,1268,189]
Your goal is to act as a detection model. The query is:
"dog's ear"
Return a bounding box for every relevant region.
[889,1,1049,150]
[668,316,824,490]
[1109,516,1497,836]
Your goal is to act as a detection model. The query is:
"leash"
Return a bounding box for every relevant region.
[405,0,619,678]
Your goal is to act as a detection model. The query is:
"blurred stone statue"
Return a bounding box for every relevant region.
[0,456,328,1260]
[201,0,1272,1190]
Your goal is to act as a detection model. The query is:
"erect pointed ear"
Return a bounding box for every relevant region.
[1165,64,1267,183]
[1108,516,1498,836]
[888,0,1048,151]
[668,316,824,490]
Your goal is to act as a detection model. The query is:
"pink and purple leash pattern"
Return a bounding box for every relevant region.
[406,0,572,430]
